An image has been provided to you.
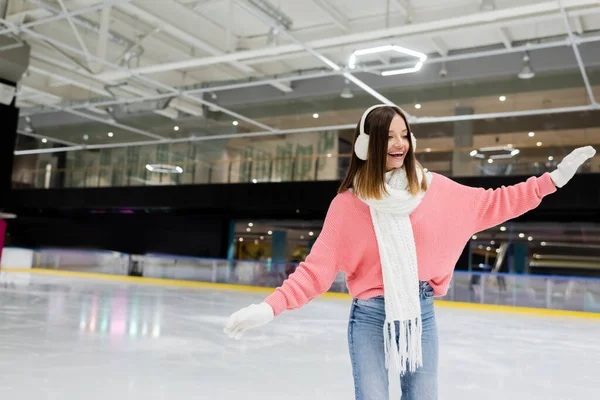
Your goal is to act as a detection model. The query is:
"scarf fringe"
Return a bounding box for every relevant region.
[384,316,423,398]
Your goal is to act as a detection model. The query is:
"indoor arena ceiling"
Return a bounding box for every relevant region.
[2,0,600,152]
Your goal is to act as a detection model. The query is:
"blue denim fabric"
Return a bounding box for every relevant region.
[348,282,438,400]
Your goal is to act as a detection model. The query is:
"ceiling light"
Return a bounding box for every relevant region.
[500,226,506,231]
[472,235,477,240]
[174,126,179,131]
[248,223,253,227]
[548,156,554,161]
[252,179,258,184]
[313,113,319,119]
[268,230,273,235]
[108,132,114,137]
[300,235,305,239]
[470,150,478,157]
[309,231,314,236]
[254,239,259,245]
[246,228,251,232]
[239,238,244,242]
[518,53,535,79]
[510,149,520,156]
[327,153,332,158]
[340,86,354,99]
[260,236,264,240]
[541,241,547,246]
[519,233,525,238]
[490,240,495,245]
[426,148,431,152]
[495,248,500,253]
[145,164,184,173]
[233,121,239,126]
[528,236,533,241]
[488,158,494,163]
[528,132,535,137]
[349,45,427,76]
[83,134,89,141]
[486,246,492,251]
[478,245,483,249]
[415,104,421,109]
[499,96,506,102]
[41,138,47,143]
[537,142,542,147]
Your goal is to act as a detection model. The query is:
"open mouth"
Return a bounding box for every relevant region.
[387,152,404,159]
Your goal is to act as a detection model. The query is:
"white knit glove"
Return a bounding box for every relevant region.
[223,302,274,340]
[549,146,596,188]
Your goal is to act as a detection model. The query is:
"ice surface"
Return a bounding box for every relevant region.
[0,270,598,399]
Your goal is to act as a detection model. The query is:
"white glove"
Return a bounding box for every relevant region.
[223,302,274,340]
[550,146,596,188]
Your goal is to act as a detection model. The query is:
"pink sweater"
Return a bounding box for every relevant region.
[264,172,557,316]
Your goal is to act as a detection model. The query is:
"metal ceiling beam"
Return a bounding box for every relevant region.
[498,27,512,49]
[94,4,111,73]
[430,37,448,56]
[17,129,78,146]
[311,0,349,32]
[14,103,600,156]
[1,17,274,131]
[115,2,292,93]
[56,0,92,69]
[21,32,600,118]
[20,0,133,48]
[233,0,395,106]
[558,1,598,105]
[0,0,126,36]
[93,0,600,80]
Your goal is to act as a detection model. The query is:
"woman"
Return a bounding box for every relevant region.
[224,105,595,399]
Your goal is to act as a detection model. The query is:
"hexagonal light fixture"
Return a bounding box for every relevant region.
[348,45,427,76]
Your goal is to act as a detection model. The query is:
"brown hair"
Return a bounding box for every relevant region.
[338,106,428,199]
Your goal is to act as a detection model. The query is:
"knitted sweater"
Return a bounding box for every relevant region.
[264,172,557,316]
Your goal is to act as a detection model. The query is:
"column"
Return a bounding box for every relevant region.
[452,106,477,177]
[0,103,19,199]
[271,230,287,273]
[0,219,6,265]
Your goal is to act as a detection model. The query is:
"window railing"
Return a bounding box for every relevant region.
[11,151,595,189]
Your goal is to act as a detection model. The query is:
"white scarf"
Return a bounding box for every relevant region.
[359,166,431,398]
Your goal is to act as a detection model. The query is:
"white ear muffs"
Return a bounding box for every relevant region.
[354,104,417,161]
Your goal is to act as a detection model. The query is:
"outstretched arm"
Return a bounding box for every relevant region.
[224,195,349,339]
[454,146,595,233]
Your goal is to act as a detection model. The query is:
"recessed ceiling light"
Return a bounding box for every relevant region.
[260,236,264,240]
[238,238,243,242]
[499,96,506,102]
[246,228,251,232]
[548,156,554,161]
[248,223,253,227]
[41,138,48,143]
[528,132,535,137]
[500,226,506,231]
[268,230,273,235]
[528,236,533,241]
[174,126,179,131]
[470,150,478,156]
[486,246,491,251]
[415,104,421,109]
[233,121,239,126]
[313,113,319,119]
[309,231,314,236]
[108,132,114,137]
[472,235,477,240]
[426,148,431,152]
[487,158,494,163]
[300,235,305,239]
[541,241,547,246]
[519,233,525,238]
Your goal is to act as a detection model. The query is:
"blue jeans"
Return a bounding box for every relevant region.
[348,282,438,400]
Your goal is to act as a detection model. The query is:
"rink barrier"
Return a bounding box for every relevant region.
[2,267,599,320]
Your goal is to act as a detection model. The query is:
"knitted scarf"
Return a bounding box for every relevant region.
[359,166,430,398]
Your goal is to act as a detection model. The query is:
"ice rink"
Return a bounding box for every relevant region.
[0,270,598,399]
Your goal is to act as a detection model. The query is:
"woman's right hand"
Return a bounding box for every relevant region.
[223,302,274,340]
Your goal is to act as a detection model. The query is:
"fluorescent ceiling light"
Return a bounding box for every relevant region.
[348,45,427,76]
[145,164,184,174]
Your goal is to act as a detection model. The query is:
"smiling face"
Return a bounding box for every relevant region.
[386,114,411,171]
